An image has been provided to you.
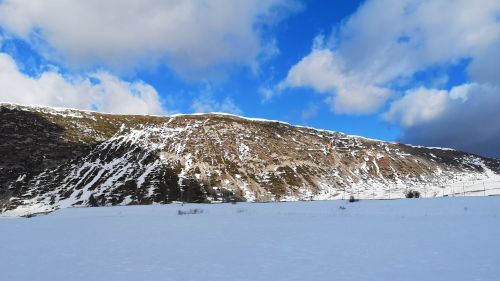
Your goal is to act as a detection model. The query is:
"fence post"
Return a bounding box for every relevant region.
[483,182,486,196]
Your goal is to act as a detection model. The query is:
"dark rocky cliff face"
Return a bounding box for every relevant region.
[0,108,91,204]
[1,103,499,216]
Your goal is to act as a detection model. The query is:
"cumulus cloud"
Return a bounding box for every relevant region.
[0,52,163,114]
[278,47,392,114]
[280,0,500,111]
[0,0,297,79]
[336,0,500,84]
[384,83,482,128]
[384,87,450,128]
[388,84,500,157]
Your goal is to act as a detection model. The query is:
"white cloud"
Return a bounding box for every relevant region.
[383,85,474,128]
[0,0,297,79]
[0,52,163,114]
[190,87,242,115]
[220,99,243,115]
[300,103,319,121]
[87,73,164,114]
[389,83,500,157]
[335,0,500,85]
[279,0,500,114]
[278,47,392,114]
[259,87,277,103]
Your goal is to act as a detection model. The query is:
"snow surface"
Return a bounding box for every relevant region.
[1,197,499,281]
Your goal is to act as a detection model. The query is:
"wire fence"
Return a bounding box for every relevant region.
[440,178,500,197]
[335,177,500,200]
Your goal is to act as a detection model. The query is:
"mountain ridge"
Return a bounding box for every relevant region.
[1,103,499,216]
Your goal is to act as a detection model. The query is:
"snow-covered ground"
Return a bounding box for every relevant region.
[1,198,499,281]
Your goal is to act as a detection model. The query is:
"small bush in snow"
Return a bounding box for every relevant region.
[178,208,204,215]
[348,196,359,203]
[405,190,421,198]
[339,206,346,210]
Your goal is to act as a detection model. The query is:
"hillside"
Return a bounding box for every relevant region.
[1,103,499,216]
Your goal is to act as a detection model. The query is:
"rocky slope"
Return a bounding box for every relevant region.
[1,103,499,216]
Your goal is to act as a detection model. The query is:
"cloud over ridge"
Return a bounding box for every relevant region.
[279,0,500,156]
[0,52,164,114]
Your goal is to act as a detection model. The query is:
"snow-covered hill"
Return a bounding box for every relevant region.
[1,198,499,281]
[1,103,500,216]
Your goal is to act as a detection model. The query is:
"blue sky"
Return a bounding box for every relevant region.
[0,0,499,157]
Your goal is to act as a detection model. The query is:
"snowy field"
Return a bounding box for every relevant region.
[1,198,500,281]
